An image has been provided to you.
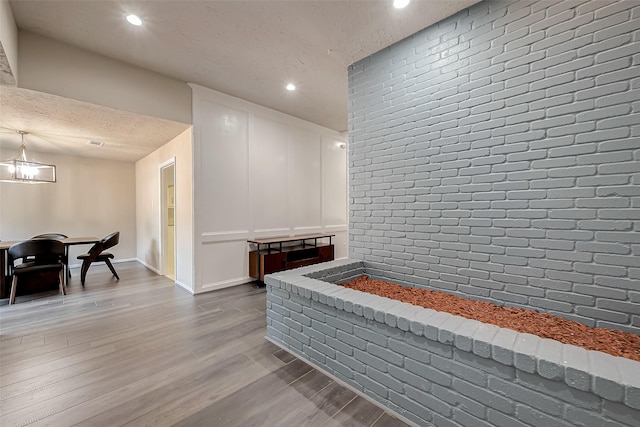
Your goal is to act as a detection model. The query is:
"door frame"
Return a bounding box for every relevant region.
[159,158,176,280]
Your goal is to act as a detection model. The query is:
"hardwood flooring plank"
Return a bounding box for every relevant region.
[273,348,298,364]
[117,344,288,426]
[0,337,69,363]
[0,342,197,421]
[372,412,412,427]
[173,358,314,427]
[289,368,335,399]
[0,343,118,387]
[44,352,270,427]
[277,379,358,427]
[0,263,412,427]
[331,396,386,427]
[0,339,167,405]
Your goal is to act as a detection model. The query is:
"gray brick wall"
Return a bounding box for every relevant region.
[265,261,640,427]
[348,0,640,333]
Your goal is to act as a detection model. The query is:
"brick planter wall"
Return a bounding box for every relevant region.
[265,261,640,427]
[348,0,640,334]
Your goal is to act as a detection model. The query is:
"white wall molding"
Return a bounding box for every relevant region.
[136,258,161,275]
[201,230,250,243]
[292,226,324,233]
[175,281,194,294]
[201,276,251,292]
[252,228,292,236]
[191,85,348,293]
[189,84,345,139]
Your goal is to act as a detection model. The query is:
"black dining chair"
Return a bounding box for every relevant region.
[32,233,71,279]
[77,232,120,286]
[7,239,66,304]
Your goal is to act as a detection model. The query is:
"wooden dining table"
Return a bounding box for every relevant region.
[0,236,99,299]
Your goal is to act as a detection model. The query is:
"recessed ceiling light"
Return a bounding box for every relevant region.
[126,14,143,26]
[393,0,410,9]
[286,83,296,91]
[88,140,105,147]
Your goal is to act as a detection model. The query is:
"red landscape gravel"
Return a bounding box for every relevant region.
[340,276,640,362]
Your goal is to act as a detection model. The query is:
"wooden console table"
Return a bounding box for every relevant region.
[248,233,335,283]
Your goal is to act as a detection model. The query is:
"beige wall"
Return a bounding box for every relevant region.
[0,148,137,264]
[18,31,191,124]
[135,128,193,292]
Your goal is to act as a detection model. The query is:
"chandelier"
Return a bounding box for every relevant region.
[0,131,56,183]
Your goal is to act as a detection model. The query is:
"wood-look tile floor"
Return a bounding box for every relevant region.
[0,262,410,427]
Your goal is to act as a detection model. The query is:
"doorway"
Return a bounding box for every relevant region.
[160,160,176,281]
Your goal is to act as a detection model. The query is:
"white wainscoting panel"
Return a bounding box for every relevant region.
[322,137,348,227]
[332,230,349,260]
[192,85,348,293]
[199,101,249,233]
[289,127,322,229]
[199,239,249,289]
[250,116,289,232]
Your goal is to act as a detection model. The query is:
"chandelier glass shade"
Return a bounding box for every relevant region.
[0,131,56,183]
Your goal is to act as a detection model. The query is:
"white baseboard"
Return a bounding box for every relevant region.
[175,281,194,294]
[197,276,252,293]
[68,257,138,270]
[134,258,161,275]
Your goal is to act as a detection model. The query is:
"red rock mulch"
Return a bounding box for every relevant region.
[340,276,640,362]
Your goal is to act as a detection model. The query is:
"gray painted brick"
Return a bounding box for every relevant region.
[354,348,389,373]
[618,357,640,410]
[388,390,434,425]
[355,372,388,399]
[566,406,630,427]
[406,383,453,417]
[453,319,483,353]
[516,405,575,427]
[325,357,354,380]
[404,357,451,388]
[337,329,367,351]
[491,328,519,366]
[453,377,515,415]
[367,366,404,394]
[433,382,487,420]
[452,408,493,427]
[589,351,625,402]
[512,333,541,374]
[535,338,564,381]
[409,308,438,337]
[519,371,601,413]
[335,351,366,374]
[603,399,640,427]
[387,337,427,362]
[340,1,640,421]
[433,353,490,387]
[367,342,404,367]
[489,376,564,417]
[326,315,353,333]
[406,332,454,359]
[563,345,591,392]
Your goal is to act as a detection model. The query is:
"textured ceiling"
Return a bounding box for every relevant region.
[0,85,190,162]
[2,0,479,161]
